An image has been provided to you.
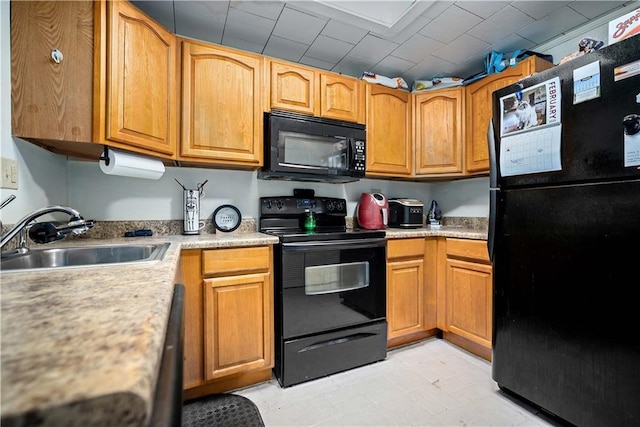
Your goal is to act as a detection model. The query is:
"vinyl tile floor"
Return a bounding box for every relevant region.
[235,338,565,427]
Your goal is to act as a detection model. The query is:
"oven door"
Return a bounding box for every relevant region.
[279,238,386,340]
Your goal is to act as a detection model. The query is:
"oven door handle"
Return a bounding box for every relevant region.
[282,238,386,251]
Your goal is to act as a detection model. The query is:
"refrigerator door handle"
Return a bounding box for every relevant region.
[487,118,498,262]
[488,118,498,189]
[488,190,497,262]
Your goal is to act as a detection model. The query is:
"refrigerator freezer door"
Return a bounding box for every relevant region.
[492,179,640,427]
[492,36,640,189]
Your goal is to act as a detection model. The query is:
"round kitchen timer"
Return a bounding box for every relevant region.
[213,204,242,232]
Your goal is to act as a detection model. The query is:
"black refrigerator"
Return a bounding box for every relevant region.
[488,36,640,427]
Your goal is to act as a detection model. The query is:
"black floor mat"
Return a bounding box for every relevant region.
[182,393,265,427]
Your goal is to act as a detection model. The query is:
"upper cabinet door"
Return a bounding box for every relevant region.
[105,0,178,156]
[180,41,263,167]
[320,74,365,124]
[365,84,412,177]
[414,88,464,176]
[268,61,318,116]
[11,1,95,143]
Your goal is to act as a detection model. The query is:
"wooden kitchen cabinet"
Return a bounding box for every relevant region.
[438,238,493,361]
[179,40,264,168]
[319,73,365,124]
[11,0,179,159]
[267,60,365,123]
[414,87,465,177]
[386,238,438,348]
[181,246,274,399]
[465,56,554,174]
[99,0,178,156]
[365,84,413,177]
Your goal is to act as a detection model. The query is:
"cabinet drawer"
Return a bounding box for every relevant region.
[203,246,270,276]
[387,238,425,259]
[446,238,489,262]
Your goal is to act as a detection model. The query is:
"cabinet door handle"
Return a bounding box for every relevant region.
[51,49,63,64]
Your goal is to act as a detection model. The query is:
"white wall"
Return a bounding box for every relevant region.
[68,159,436,220]
[4,2,637,224]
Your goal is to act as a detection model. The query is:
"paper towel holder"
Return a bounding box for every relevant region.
[99,146,111,166]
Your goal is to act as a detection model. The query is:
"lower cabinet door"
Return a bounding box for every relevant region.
[445,258,493,349]
[204,273,273,380]
[387,258,424,339]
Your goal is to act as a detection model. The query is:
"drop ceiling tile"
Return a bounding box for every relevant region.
[455,1,509,19]
[173,1,229,44]
[220,35,265,54]
[306,35,354,63]
[224,7,276,45]
[516,6,588,44]
[229,0,284,20]
[371,55,417,78]
[300,55,337,72]
[511,1,571,20]
[321,19,368,44]
[419,5,482,43]
[568,1,627,19]
[467,5,536,44]
[402,55,457,83]
[490,33,536,54]
[421,1,452,19]
[272,7,328,45]
[132,1,175,31]
[263,35,310,62]
[349,34,399,63]
[454,57,486,80]
[371,15,432,44]
[432,34,489,65]
[392,34,444,63]
[331,56,377,78]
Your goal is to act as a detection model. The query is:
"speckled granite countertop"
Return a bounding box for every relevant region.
[385,225,488,240]
[0,226,484,426]
[0,233,278,427]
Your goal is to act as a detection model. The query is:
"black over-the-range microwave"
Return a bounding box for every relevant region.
[259,110,366,183]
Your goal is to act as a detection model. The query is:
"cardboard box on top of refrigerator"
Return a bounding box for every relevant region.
[608,7,640,45]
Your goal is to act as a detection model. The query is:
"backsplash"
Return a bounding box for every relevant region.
[1,216,487,245]
[346,216,488,231]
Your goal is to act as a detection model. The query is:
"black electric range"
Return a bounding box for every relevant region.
[259,195,388,387]
[259,196,385,241]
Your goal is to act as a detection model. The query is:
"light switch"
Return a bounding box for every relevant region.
[1,158,18,190]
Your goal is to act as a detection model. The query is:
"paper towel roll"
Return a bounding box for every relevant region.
[99,148,165,180]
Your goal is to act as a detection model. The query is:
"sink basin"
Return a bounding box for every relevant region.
[0,243,170,272]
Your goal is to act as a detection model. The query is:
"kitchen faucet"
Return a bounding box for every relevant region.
[0,205,94,257]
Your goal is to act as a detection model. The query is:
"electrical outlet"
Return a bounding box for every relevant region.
[1,158,18,190]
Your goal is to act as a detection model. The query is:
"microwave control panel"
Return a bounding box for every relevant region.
[353,140,366,176]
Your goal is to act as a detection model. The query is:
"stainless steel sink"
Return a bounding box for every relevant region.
[0,243,170,272]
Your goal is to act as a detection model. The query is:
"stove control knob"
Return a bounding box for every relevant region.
[264,200,272,210]
[276,201,283,209]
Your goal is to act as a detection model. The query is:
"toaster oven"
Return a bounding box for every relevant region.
[388,199,424,228]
